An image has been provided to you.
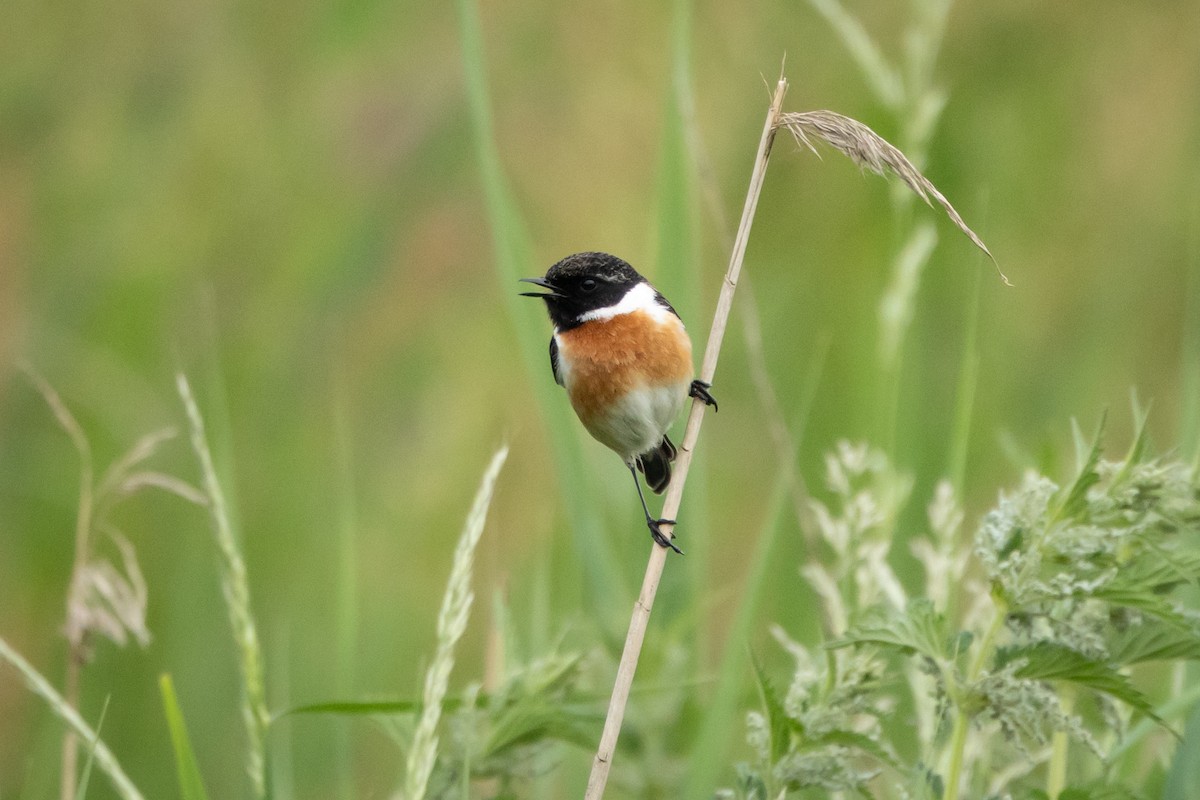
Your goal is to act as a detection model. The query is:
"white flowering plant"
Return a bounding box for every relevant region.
[724,418,1200,800]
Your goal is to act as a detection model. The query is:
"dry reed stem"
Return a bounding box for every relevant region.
[583,77,789,800]
[584,71,1000,799]
[20,366,94,800]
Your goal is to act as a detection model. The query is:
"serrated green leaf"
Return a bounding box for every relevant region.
[750,650,793,763]
[1123,394,1152,469]
[1058,415,1106,522]
[1058,781,1142,800]
[1108,622,1200,665]
[997,642,1160,723]
[1111,549,1200,593]
[829,599,951,662]
[482,700,600,757]
[806,729,900,769]
[1094,581,1200,634]
[159,675,210,800]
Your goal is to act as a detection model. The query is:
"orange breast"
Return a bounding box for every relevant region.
[556,311,693,422]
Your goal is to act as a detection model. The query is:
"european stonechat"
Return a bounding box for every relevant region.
[520,251,717,554]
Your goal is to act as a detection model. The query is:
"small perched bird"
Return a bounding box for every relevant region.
[520,252,717,554]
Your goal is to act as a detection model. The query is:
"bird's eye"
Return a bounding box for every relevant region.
[581,279,598,292]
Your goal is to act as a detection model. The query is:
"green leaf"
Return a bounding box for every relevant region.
[750,650,793,763]
[482,700,600,757]
[1057,781,1142,799]
[1163,702,1200,800]
[1058,415,1106,522]
[1092,586,1197,631]
[830,599,951,662]
[806,729,900,769]
[159,675,211,800]
[1108,622,1200,665]
[997,642,1160,723]
[1109,550,1200,593]
[278,699,424,718]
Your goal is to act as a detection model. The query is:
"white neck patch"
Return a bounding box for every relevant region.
[577,281,674,325]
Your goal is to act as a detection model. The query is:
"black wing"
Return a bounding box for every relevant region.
[654,290,682,320]
[549,336,564,386]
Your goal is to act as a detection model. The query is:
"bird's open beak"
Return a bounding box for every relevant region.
[518,277,562,298]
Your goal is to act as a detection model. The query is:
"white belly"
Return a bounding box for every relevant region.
[582,381,689,461]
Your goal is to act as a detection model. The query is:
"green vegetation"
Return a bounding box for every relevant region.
[2,0,1199,798]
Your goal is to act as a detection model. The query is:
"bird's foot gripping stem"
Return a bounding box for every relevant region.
[647,517,684,555]
[689,380,718,411]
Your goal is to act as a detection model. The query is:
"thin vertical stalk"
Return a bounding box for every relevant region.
[177,373,270,798]
[21,367,94,800]
[583,77,788,800]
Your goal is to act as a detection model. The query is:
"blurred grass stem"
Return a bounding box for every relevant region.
[945,596,1007,800]
[20,367,94,800]
[401,446,508,800]
[177,373,270,798]
[584,76,788,800]
[0,636,144,800]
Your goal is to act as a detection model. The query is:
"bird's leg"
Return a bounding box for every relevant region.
[628,464,683,555]
[689,379,718,411]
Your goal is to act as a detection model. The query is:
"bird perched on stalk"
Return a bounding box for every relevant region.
[520,252,717,554]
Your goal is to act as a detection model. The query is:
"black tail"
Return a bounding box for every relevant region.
[635,436,678,494]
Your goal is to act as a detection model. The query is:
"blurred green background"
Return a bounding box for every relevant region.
[2,0,1199,797]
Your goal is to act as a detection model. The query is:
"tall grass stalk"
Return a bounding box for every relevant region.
[655,0,711,631]
[177,372,270,798]
[332,377,361,800]
[0,636,144,800]
[21,366,94,800]
[947,268,982,493]
[455,0,628,613]
[585,67,996,795]
[23,367,195,799]
[805,0,993,454]
[1183,196,1200,464]
[684,330,829,797]
[401,446,509,800]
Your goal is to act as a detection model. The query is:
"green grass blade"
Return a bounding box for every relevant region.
[1163,702,1200,800]
[805,0,903,109]
[331,378,359,800]
[454,0,627,614]
[159,674,211,800]
[948,268,981,493]
[652,0,711,627]
[0,636,144,800]
[1182,199,1200,465]
[73,696,110,800]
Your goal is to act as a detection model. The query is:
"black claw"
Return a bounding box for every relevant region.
[648,518,684,555]
[689,380,718,412]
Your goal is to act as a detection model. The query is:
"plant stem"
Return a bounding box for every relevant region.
[583,77,788,800]
[0,636,144,800]
[1046,686,1075,798]
[22,368,95,800]
[177,373,270,798]
[944,595,1006,800]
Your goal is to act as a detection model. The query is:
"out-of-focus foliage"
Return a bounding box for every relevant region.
[2,0,1198,796]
